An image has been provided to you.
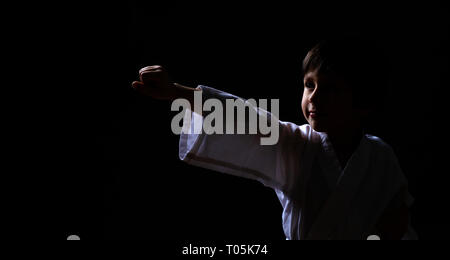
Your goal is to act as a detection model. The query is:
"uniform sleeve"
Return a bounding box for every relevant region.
[388,151,417,240]
[377,144,417,239]
[178,85,310,193]
[386,148,415,208]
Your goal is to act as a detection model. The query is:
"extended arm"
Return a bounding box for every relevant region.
[131,65,200,107]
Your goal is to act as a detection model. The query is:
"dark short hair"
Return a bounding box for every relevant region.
[302,36,390,110]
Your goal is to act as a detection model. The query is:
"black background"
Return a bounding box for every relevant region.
[52,1,448,240]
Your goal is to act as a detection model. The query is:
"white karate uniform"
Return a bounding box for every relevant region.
[179,85,417,240]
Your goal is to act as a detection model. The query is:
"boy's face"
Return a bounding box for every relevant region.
[301,69,361,133]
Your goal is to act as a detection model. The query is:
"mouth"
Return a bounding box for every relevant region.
[308,111,328,119]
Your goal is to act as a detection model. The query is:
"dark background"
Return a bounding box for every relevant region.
[55,1,448,240]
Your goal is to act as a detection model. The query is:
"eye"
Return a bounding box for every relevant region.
[305,81,315,89]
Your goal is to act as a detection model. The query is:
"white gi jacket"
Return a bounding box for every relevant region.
[179,85,416,240]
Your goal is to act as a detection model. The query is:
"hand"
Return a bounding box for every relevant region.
[131,65,178,100]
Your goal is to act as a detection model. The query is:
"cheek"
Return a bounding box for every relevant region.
[339,93,354,110]
[301,94,308,114]
[329,93,354,116]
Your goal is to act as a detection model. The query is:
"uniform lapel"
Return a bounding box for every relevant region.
[306,135,371,240]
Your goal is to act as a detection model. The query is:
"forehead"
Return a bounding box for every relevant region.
[303,70,352,92]
[303,69,348,84]
[304,69,336,79]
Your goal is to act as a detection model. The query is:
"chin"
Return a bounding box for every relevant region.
[309,121,328,133]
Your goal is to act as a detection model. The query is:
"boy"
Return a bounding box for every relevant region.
[131,37,416,240]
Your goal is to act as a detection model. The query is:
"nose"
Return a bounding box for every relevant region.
[308,85,322,103]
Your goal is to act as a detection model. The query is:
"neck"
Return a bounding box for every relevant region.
[327,126,363,168]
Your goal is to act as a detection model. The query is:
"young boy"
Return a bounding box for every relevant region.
[131,37,416,240]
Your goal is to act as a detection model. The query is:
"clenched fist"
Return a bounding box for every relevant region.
[131,65,176,100]
[132,65,199,104]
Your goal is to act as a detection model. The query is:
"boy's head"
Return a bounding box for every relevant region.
[301,36,389,133]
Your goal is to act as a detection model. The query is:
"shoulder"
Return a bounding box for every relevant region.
[364,134,397,159]
[364,134,404,178]
[364,134,407,184]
